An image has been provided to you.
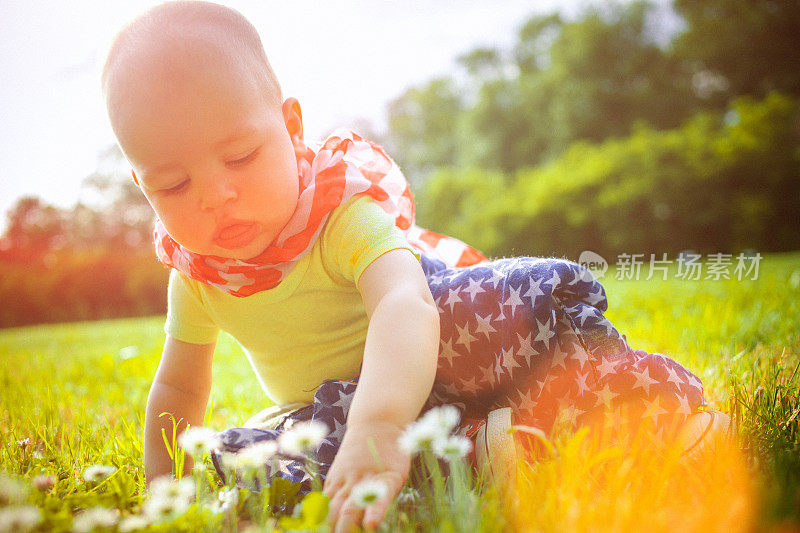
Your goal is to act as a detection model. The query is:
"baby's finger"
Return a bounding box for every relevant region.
[326,484,351,529]
[362,498,390,530]
[335,498,364,533]
[361,476,401,529]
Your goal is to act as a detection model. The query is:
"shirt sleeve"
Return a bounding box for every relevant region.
[164,269,221,345]
[321,195,419,288]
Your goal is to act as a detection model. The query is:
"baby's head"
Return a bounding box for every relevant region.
[103,1,303,259]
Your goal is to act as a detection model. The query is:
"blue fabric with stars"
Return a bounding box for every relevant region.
[210,254,705,492]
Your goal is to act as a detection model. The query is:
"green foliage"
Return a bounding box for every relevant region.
[276,491,328,531]
[414,93,800,258]
[385,77,466,182]
[388,1,700,177]
[672,0,800,100]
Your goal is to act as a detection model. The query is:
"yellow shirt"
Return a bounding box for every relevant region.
[164,196,416,406]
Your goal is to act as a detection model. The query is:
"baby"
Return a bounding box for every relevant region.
[102,2,728,531]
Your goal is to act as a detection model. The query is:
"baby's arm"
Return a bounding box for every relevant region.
[144,335,215,485]
[323,249,440,532]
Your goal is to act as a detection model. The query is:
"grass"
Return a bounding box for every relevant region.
[1,251,799,532]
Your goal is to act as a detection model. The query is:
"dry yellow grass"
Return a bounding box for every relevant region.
[508,423,756,533]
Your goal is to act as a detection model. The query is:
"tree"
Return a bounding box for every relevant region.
[386,1,700,176]
[384,78,465,183]
[672,0,800,101]
[1,196,68,259]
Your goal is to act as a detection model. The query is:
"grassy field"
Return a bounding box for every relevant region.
[1,252,799,532]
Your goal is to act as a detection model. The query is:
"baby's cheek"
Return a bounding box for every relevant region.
[163,211,213,251]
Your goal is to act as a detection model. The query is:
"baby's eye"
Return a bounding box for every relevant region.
[162,179,190,195]
[226,148,259,167]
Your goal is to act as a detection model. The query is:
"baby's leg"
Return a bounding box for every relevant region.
[210,379,358,495]
[421,255,709,450]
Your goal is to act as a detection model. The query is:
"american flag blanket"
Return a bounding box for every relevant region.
[211,254,707,491]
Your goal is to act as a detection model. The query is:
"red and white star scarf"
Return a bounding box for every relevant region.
[154,129,487,296]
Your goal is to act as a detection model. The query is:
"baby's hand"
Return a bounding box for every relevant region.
[323,420,410,532]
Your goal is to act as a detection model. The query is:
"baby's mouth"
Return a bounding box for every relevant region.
[214,221,258,250]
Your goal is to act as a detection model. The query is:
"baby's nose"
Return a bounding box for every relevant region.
[200,179,238,211]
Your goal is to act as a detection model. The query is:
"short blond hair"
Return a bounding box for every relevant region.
[102,1,282,107]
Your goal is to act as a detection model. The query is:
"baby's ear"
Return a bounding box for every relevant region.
[282,97,304,141]
[131,169,139,186]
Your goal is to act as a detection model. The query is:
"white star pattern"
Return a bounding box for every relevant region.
[534,317,556,349]
[575,370,591,395]
[493,302,506,324]
[433,293,445,315]
[460,376,482,396]
[502,285,525,315]
[454,323,478,352]
[523,276,545,300]
[516,332,539,360]
[586,288,605,306]
[686,373,703,391]
[595,357,621,378]
[571,344,591,369]
[567,265,581,285]
[443,288,463,312]
[576,305,597,326]
[501,346,523,372]
[593,383,620,409]
[439,338,460,366]
[665,365,684,388]
[478,362,497,384]
[473,313,497,339]
[486,269,505,289]
[331,389,355,415]
[641,396,668,422]
[549,343,570,371]
[631,366,660,396]
[515,388,539,418]
[595,317,615,336]
[463,277,486,302]
[494,356,507,380]
[544,269,561,288]
[676,392,693,416]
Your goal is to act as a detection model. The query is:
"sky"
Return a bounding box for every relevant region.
[0,0,623,231]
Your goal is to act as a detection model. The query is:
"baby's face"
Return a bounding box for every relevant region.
[111,57,300,260]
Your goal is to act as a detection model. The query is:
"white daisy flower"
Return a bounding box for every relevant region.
[148,476,195,502]
[420,405,461,435]
[349,479,389,508]
[219,451,242,471]
[71,506,119,533]
[398,418,442,454]
[0,474,28,504]
[118,515,150,533]
[82,464,117,484]
[237,440,279,469]
[206,500,225,515]
[117,346,139,360]
[432,434,473,462]
[218,487,239,506]
[177,427,222,459]
[207,487,238,514]
[142,495,190,523]
[0,505,42,533]
[277,420,329,455]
